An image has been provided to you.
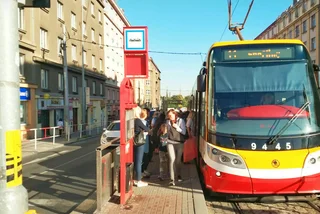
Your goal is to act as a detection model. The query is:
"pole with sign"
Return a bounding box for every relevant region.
[119,26,148,205]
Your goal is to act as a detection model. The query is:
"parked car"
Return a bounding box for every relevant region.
[100,120,120,144]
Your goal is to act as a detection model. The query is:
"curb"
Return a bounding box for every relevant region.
[70,190,97,214]
[190,163,208,214]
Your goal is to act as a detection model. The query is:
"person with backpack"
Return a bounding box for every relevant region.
[166,109,187,186]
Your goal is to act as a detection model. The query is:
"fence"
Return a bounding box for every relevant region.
[21,122,105,150]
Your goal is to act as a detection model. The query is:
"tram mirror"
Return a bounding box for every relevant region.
[197,74,206,92]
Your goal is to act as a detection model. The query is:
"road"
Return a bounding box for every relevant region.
[23,137,101,214]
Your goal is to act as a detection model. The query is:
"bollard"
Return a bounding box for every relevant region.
[53,127,56,144]
[80,124,82,138]
[67,125,71,141]
[33,129,37,150]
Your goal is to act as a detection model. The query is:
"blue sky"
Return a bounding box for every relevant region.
[118,0,293,96]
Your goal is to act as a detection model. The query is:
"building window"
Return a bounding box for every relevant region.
[283,17,286,27]
[311,37,316,50]
[295,25,300,37]
[146,80,150,85]
[58,37,63,56]
[85,79,88,87]
[302,20,307,33]
[58,73,64,91]
[303,1,307,12]
[91,28,95,42]
[91,2,94,15]
[98,10,102,23]
[283,33,286,39]
[18,7,24,29]
[146,90,150,95]
[72,76,77,92]
[288,12,292,22]
[72,44,77,61]
[92,55,96,68]
[19,54,25,76]
[100,83,103,95]
[57,1,63,20]
[311,14,316,28]
[99,58,103,71]
[295,8,299,18]
[83,50,87,64]
[99,34,102,46]
[40,28,48,49]
[92,81,96,94]
[83,21,87,36]
[71,12,76,29]
[311,0,316,6]
[41,69,48,89]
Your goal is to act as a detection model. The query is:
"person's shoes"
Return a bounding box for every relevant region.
[169,180,175,186]
[143,171,151,178]
[158,175,164,181]
[177,175,183,182]
[134,180,148,187]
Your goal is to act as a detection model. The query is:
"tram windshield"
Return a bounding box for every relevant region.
[211,60,320,136]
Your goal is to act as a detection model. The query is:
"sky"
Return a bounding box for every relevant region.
[117,0,293,97]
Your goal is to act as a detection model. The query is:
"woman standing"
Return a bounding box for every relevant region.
[133,106,150,187]
[166,109,187,186]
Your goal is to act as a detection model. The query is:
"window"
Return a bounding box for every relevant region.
[311,37,316,50]
[311,0,316,6]
[99,34,102,46]
[41,69,48,89]
[146,90,150,95]
[83,21,87,36]
[98,10,102,23]
[18,7,24,29]
[146,80,150,85]
[288,30,292,39]
[72,76,77,92]
[311,14,316,28]
[283,33,286,39]
[295,25,300,37]
[295,8,299,18]
[99,58,103,71]
[91,28,95,41]
[58,73,64,90]
[83,50,87,64]
[19,54,25,76]
[92,81,96,94]
[283,17,286,27]
[57,1,63,20]
[91,2,94,15]
[303,1,307,12]
[71,12,76,29]
[58,37,63,56]
[92,55,96,68]
[302,20,307,33]
[100,83,103,95]
[72,44,77,61]
[85,79,88,87]
[40,28,48,49]
[289,12,292,22]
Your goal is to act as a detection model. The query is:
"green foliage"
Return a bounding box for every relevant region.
[164,95,190,109]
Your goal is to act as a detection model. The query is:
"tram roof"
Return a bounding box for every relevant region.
[211,39,304,48]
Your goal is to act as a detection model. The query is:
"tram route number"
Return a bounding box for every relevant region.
[250,142,292,150]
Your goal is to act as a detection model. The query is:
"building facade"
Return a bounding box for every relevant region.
[255,0,319,64]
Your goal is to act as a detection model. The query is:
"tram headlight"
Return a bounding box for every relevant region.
[309,158,316,164]
[220,155,230,163]
[212,148,218,155]
[232,158,242,165]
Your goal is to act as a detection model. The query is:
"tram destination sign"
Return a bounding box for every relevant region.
[223,47,294,61]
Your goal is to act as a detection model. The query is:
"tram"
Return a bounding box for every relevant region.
[190,39,320,196]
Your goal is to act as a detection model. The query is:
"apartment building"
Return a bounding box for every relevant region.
[19,0,107,136]
[103,0,130,122]
[255,0,319,64]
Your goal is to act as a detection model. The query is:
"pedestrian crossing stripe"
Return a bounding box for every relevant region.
[6,130,23,188]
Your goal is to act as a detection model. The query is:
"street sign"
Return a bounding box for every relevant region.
[123,26,149,78]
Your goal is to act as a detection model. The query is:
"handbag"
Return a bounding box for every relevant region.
[133,130,146,146]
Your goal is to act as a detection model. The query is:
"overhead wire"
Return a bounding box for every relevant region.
[219,0,240,41]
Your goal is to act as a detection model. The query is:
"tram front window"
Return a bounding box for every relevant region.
[212,61,320,136]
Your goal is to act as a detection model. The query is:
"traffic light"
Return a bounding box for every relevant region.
[23,0,51,8]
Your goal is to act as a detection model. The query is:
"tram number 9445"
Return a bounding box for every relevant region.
[250,142,292,151]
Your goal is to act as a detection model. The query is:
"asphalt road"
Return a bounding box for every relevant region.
[22,137,102,214]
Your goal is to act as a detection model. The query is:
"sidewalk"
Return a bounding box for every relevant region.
[22,133,100,158]
[99,154,208,214]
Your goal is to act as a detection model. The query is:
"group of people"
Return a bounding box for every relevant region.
[133,107,195,187]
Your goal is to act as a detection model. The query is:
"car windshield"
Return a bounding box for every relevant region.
[210,61,320,136]
[107,122,120,131]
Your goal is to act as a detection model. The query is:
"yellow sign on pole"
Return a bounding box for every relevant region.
[6,130,22,188]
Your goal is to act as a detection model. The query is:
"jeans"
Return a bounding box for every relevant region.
[142,137,156,172]
[134,144,145,181]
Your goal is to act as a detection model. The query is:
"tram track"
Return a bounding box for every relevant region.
[306,200,320,213]
[230,202,245,214]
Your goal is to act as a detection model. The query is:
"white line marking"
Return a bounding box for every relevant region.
[24,151,95,182]
[23,150,70,166]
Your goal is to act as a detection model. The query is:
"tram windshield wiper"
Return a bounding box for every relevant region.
[267,87,310,145]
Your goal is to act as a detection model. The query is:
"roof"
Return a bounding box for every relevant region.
[211,39,304,48]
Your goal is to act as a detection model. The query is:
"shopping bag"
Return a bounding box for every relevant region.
[183,136,197,163]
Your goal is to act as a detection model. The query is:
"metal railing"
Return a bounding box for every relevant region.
[96,137,120,212]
